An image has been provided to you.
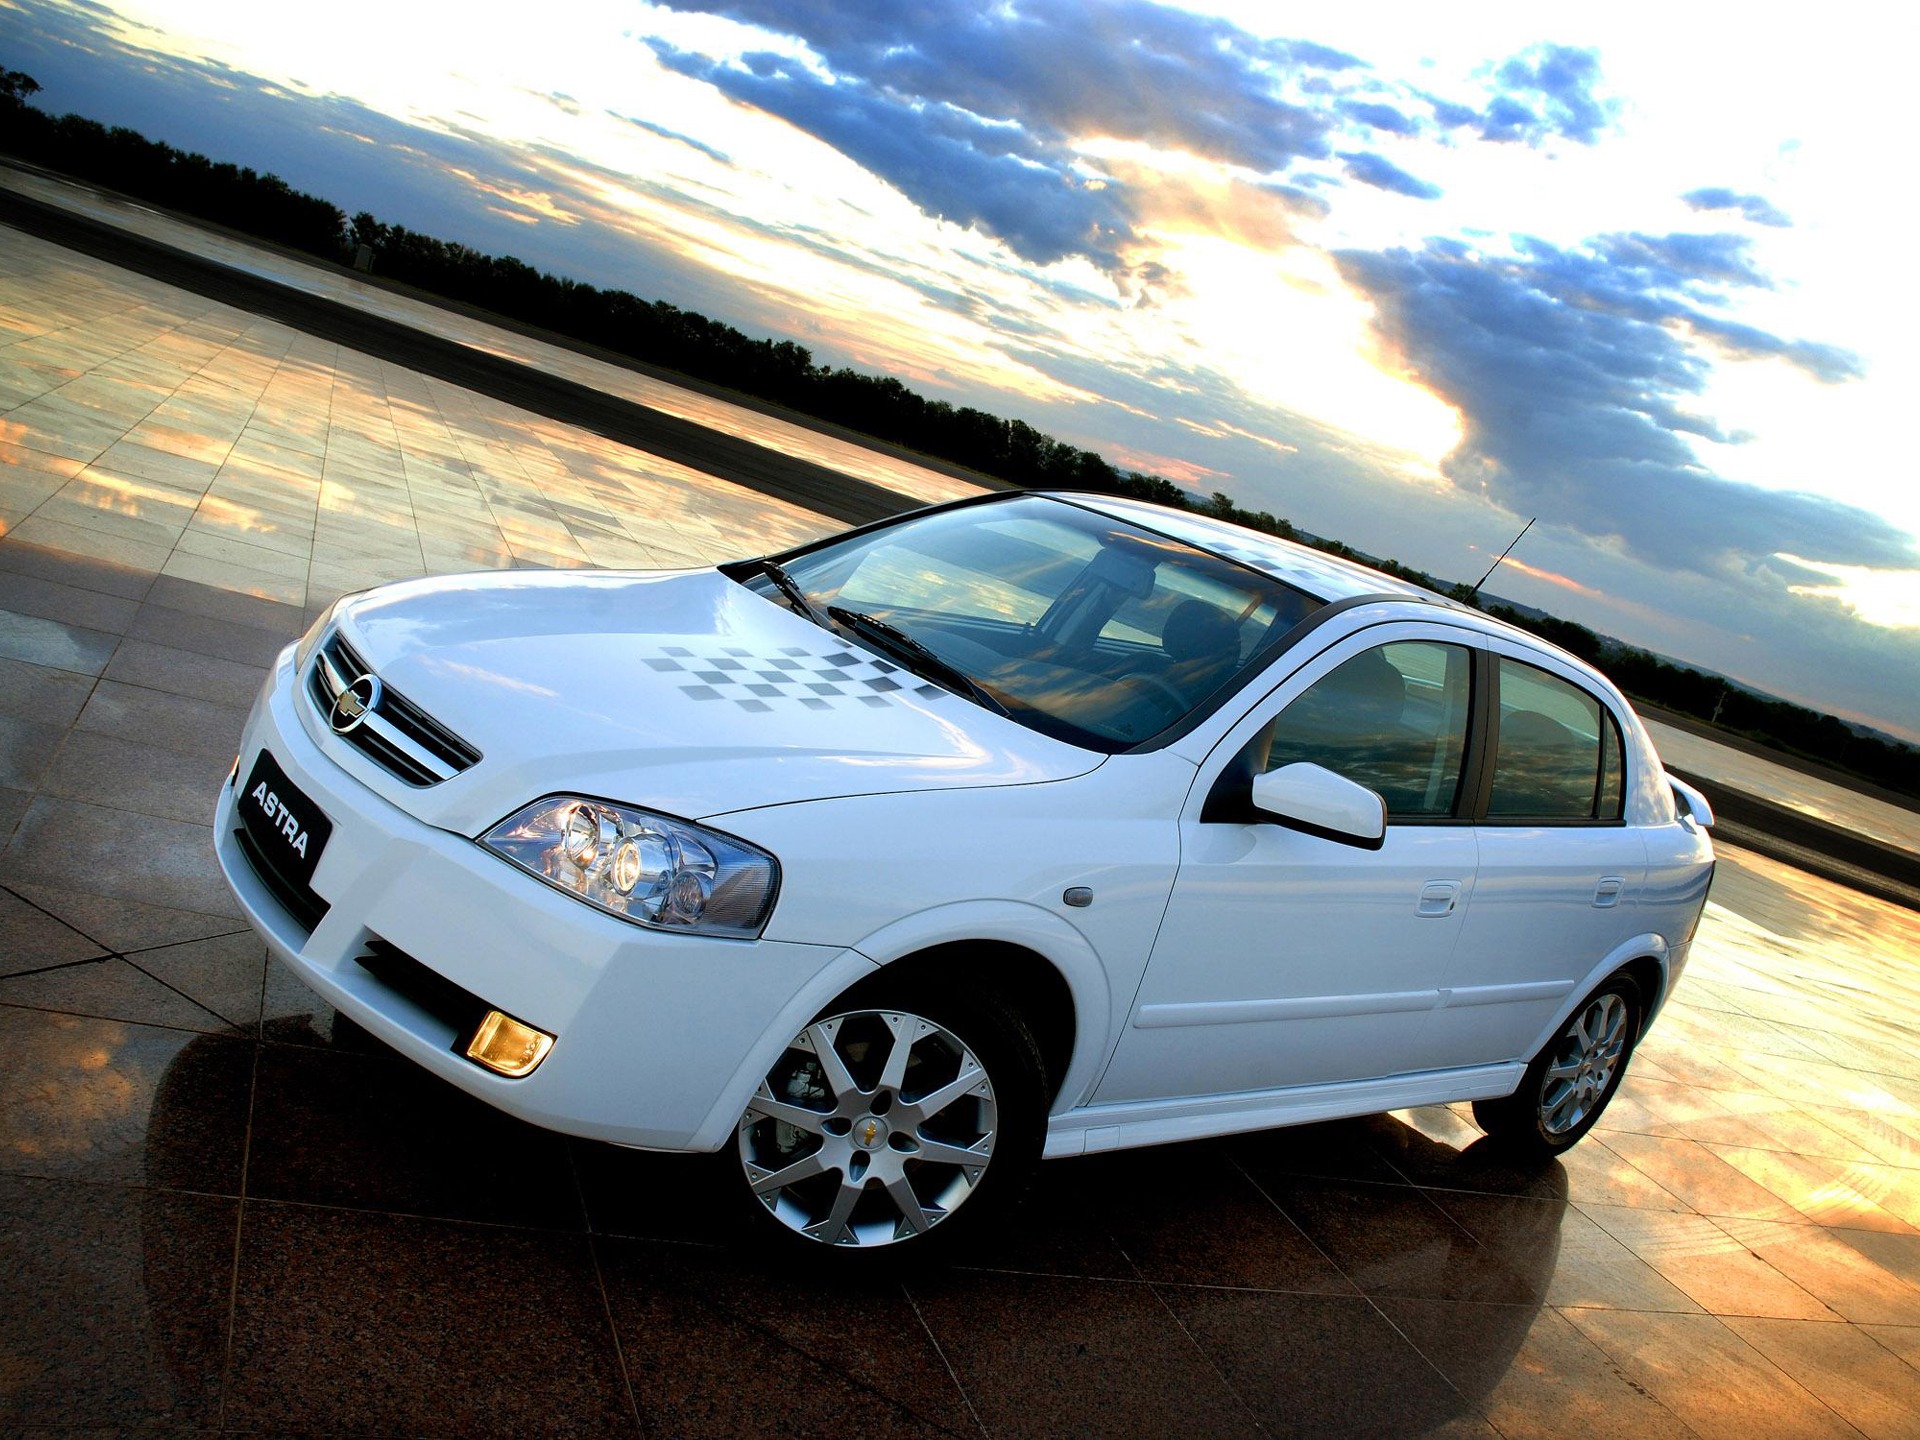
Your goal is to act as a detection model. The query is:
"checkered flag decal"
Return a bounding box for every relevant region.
[643,645,947,713]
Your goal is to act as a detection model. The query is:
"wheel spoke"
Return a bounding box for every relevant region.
[1544,1085,1580,1131]
[744,1088,829,1134]
[883,1173,934,1235]
[1546,1057,1582,1082]
[804,1176,866,1245]
[803,1022,865,1104]
[914,1136,992,1168]
[876,1013,918,1092]
[905,1061,985,1125]
[748,1147,832,1196]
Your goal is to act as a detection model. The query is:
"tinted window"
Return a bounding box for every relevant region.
[776,497,1323,750]
[1488,658,1624,821]
[1264,641,1472,819]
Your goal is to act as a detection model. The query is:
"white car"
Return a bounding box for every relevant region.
[216,492,1715,1256]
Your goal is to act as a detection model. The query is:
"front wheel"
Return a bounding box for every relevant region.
[733,992,1045,1259]
[1473,973,1642,1158]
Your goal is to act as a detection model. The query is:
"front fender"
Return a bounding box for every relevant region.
[854,900,1118,1115]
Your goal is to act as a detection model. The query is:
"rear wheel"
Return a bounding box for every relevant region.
[734,991,1045,1259]
[1474,973,1642,1158]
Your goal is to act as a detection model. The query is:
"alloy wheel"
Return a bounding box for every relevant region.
[738,1009,999,1247]
[1538,990,1628,1136]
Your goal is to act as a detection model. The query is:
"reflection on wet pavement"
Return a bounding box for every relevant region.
[3,188,1918,1437]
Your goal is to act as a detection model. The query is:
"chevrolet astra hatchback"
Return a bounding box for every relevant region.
[217,491,1716,1257]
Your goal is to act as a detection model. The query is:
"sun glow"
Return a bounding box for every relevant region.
[1779,555,1920,629]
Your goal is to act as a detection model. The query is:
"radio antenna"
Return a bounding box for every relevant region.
[1468,517,1535,602]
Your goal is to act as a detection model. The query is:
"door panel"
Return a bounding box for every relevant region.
[1094,628,1481,1105]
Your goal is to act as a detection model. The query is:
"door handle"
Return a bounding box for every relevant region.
[1417,880,1461,917]
[1593,876,1625,908]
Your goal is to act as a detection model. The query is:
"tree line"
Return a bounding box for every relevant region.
[3,70,1914,797]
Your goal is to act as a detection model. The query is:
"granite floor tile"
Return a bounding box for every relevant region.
[123,931,269,1032]
[0,1174,236,1431]
[570,1135,746,1248]
[1227,1116,1412,1187]
[0,653,99,726]
[0,884,108,975]
[224,1201,639,1437]
[0,566,142,633]
[1159,1283,1468,1439]
[910,1269,1256,1439]
[0,1007,252,1190]
[74,677,250,762]
[0,782,29,848]
[1378,1298,1697,1440]
[1724,1316,1920,1440]
[0,709,66,790]
[1089,1143,1356,1293]
[0,877,250,953]
[599,1238,967,1438]
[1582,1205,1836,1320]
[1602,1130,1805,1221]
[101,635,268,709]
[0,797,243,918]
[144,571,305,634]
[1555,1133,1692,1211]
[1562,1308,1866,1440]
[41,729,233,826]
[0,535,157,600]
[1,513,172,574]
[1706,1143,1919,1234]
[1866,1324,1920,1367]
[0,604,121,674]
[0,954,237,1034]
[1257,1176,1541,1304]
[1428,1190,1700,1312]
[125,602,292,667]
[246,1040,585,1229]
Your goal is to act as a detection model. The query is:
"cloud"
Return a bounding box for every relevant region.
[1334,231,1905,576]
[1682,186,1793,228]
[646,0,1397,269]
[1476,44,1615,146]
[1339,150,1442,200]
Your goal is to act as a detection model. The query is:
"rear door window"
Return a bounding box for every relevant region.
[1487,658,1625,821]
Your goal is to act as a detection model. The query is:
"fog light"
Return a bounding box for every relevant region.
[465,1010,555,1077]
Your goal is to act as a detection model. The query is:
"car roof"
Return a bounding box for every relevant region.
[1052,492,1446,605]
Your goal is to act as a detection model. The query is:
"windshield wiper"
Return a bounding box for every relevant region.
[827,606,1011,716]
[756,558,830,629]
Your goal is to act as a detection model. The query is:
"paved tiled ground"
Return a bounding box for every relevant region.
[2,207,1918,1437]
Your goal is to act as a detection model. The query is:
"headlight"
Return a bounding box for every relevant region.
[482,797,779,939]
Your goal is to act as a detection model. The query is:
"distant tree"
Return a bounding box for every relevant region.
[0,68,40,109]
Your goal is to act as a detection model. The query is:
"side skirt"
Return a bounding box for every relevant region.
[1042,1062,1524,1158]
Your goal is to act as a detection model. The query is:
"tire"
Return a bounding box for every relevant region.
[1473,973,1642,1159]
[732,988,1046,1262]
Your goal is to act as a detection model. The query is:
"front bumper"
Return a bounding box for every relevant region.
[216,644,867,1151]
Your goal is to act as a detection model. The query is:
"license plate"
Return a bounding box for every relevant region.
[239,750,332,889]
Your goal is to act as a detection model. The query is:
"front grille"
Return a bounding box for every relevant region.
[355,938,490,1050]
[308,634,482,787]
[234,824,330,936]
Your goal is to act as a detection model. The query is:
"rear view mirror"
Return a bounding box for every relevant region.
[1250,762,1386,850]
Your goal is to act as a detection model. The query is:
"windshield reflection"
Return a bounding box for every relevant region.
[760,497,1323,751]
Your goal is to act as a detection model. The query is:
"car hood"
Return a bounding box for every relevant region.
[328,568,1100,834]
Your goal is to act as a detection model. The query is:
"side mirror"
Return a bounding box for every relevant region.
[1667,772,1715,829]
[1250,763,1387,850]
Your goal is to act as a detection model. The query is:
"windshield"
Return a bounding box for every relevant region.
[744,496,1325,751]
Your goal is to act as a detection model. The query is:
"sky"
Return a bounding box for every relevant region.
[7,0,1919,741]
